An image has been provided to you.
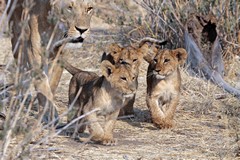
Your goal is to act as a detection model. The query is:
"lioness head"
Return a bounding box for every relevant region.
[51,0,93,46]
[148,48,187,79]
[101,60,137,97]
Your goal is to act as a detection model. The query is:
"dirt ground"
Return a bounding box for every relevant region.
[1,28,240,159]
[0,1,240,159]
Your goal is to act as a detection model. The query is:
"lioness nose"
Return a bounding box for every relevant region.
[75,27,88,34]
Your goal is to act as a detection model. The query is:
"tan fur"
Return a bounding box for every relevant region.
[146,48,187,128]
[101,43,150,116]
[7,0,93,122]
[66,60,137,145]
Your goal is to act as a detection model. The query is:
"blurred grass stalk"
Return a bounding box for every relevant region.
[0,0,90,159]
[0,1,47,159]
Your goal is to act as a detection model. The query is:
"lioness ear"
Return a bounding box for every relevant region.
[101,60,115,78]
[140,44,158,63]
[50,0,59,6]
[172,48,188,65]
[50,0,61,15]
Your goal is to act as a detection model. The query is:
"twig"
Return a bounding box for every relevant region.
[1,87,32,160]
[138,37,167,47]
[41,86,83,129]
[223,38,240,48]
[133,0,178,34]
[30,108,100,151]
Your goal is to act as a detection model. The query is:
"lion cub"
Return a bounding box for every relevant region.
[146,48,187,128]
[65,60,137,145]
[101,43,150,116]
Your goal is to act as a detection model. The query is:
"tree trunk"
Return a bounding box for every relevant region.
[184,13,240,99]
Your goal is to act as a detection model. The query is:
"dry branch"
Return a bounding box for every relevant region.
[138,37,167,47]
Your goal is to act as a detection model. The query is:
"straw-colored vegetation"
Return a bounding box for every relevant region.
[0,0,239,159]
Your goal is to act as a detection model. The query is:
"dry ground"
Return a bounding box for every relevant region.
[0,1,240,159]
[0,29,240,159]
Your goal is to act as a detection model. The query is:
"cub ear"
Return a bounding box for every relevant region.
[100,52,107,61]
[100,52,116,64]
[108,43,122,54]
[101,60,115,78]
[172,48,188,65]
[140,44,158,63]
[106,43,123,63]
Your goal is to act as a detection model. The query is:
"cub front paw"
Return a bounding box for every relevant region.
[102,138,118,146]
[153,118,173,129]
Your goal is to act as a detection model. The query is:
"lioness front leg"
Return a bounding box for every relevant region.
[33,71,59,124]
[49,58,65,94]
[146,96,166,129]
[102,109,120,146]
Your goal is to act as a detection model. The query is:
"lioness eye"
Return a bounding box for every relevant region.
[68,2,74,11]
[133,59,137,62]
[164,59,170,63]
[121,77,127,81]
[153,59,157,63]
[87,7,93,14]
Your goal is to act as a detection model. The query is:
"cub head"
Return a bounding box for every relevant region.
[148,48,187,79]
[101,44,123,64]
[101,60,137,97]
[51,0,93,45]
[101,43,150,75]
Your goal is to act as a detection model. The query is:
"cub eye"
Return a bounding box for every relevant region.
[113,51,117,54]
[164,59,170,63]
[87,7,93,14]
[132,76,136,80]
[133,59,137,62]
[120,77,127,81]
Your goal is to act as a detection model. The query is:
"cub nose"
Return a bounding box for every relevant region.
[129,82,137,92]
[75,27,88,34]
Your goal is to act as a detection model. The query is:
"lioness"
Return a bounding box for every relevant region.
[146,48,187,128]
[6,0,93,122]
[64,60,136,145]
